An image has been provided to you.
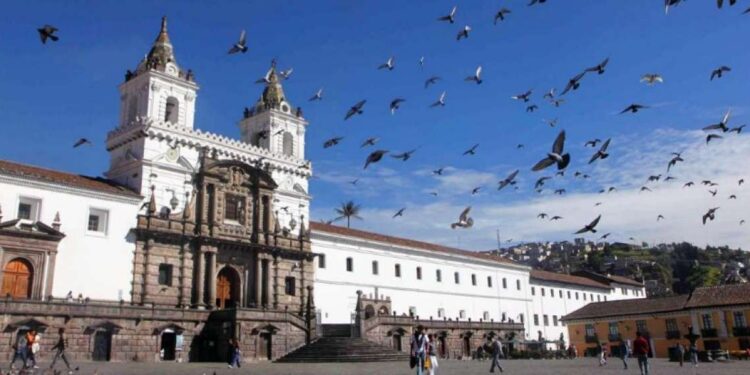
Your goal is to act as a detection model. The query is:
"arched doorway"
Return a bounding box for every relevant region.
[462,334,472,358]
[1,258,33,299]
[364,305,375,320]
[392,334,402,351]
[161,330,177,361]
[216,267,240,309]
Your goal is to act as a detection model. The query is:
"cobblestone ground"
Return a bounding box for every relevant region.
[10,359,750,375]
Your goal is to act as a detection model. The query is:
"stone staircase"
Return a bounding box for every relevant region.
[276,324,410,363]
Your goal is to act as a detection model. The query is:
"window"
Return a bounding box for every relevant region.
[459,310,466,319]
[158,264,173,286]
[702,314,714,329]
[534,314,539,326]
[282,132,294,156]
[734,311,747,328]
[567,291,571,299]
[409,306,417,317]
[285,277,296,295]
[318,254,326,269]
[416,267,422,280]
[543,315,549,326]
[165,96,179,123]
[437,308,445,318]
[17,197,41,221]
[87,208,109,234]
[501,312,506,321]
[519,314,524,324]
[604,296,607,301]
[454,272,460,284]
[372,261,379,275]
[585,324,596,337]
[553,316,559,326]
[583,293,587,301]
[436,269,442,282]
[665,318,678,332]
[483,311,490,320]
[471,274,477,286]
[502,278,507,289]
[395,264,401,277]
[487,276,493,288]
[541,288,546,297]
[609,322,619,336]
[559,290,563,298]
[590,293,594,301]
[636,320,648,334]
[550,289,554,298]
[597,295,601,302]
[346,257,353,272]
[127,95,138,124]
[516,279,521,290]
[224,194,244,222]
[576,292,579,300]
[531,287,536,296]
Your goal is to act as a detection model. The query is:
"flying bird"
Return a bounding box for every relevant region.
[494,8,512,24]
[349,179,359,186]
[543,89,556,100]
[729,195,737,200]
[703,110,731,132]
[584,58,610,75]
[393,208,405,218]
[739,179,745,186]
[550,216,563,221]
[227,30,248,54]
[620,104,648,114]
[599,233,611,240]
[543,118,558,128]
[345,100,366,120]
[390,98,406,114]
[378,56,395,71]
[465,66,483,84]
[528,0,548,5]
[364,150,388,169]
[532,130,570,171]
[361,137,379,148]
[560,72,586,95]
[710,66,731,80]
[554,189,566,195]
[657,215,665,221]
[535,176,551,189]
[73,138,92,148]
[391,149,417,161]
[279,68,294,80]
[665,0,686,14]
[498,170,519,190]
[647,175,662,182]
[433,168,445,176]
[667,153,684,172]
[526,105,539,113]
[37,25,59,44]
[462,144,479,156]
[438,5,458,23]
[585,139,602,147]
[425,76,441,88]
[640,73,663,85]
[419,56,425,67]
[430,91,447,107]
[451,206,474,229]
[574,215,602,234]
[702,207,719,225]
[537,213,548,219]
[588,138,611,164]
[640,186,652,192]
[511,90,532,102]
[729,125,746,133]
[456,25,472,41]
[683,182,694,188]
[323,137,343,148]
[309,88,324,101]
[708,189,718,197]
[471,187,481,195]
[706,134,723,144]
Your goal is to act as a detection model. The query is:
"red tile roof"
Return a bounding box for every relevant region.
[309,222,518,266]
[530,269,611,290]
[562,295,687,322]
[685,283,750,308]
[0,159,141,199]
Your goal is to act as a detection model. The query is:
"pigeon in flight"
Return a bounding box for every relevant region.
[710,66,731,80]
[345,100,366,120]
[323,137,343,148]
[456,25,472,41]
[537,213,548,219]
[471,187,481,195]
[309,88,324,101]
[430,91,447,107]
[708,189,718,197]
[393,208,405,218]
[465,66,483,84]
[378,56,395,71]
[588,138,611,164]
[527,105,539,113]
[390,98,406,114]
[640,74,663,85]
[741,219,746,225]
[599,233,611,240]
[706,134,723,144]
[739,179,745,186]
[535,176,551,189]
[620,104,648,114]
[585,139,602,147]
[528,0,548,5]
[647,175,662,182]
[702,207,719,225]
[665,0,686,14]
[554,189,566,195]
[498,170,519,190]
[584,58,610,75]
[392,149,417,161]
[657,215,665,221]
[228,30,248,54]
[463,144,479,156]
[433,168,445,176]
[494,8,512,24]
[560,72,586,95]
[37,25,59,44]
[364,150,388,169]
[73,138,92,148]
[543,89,556,100]
[425,76,441,88]
[703,110,731,132]
[278,68,293,80]
[550,216,563,221]
[574,215,602,234]
[349,179,359,186]
[667,153,684,172]
[640,186,652,192]
[361,137,379,147]
[543,118,558,128]
[438,5,458,23]
[729,195,737,200]
[419,56,425,67]
[511,90,532,102]
[532,130,570,171]
[729,125,746,133]
[451,206,474,229]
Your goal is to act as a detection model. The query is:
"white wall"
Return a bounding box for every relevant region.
[0,175,140,301]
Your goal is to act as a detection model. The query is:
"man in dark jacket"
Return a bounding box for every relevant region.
[489,337,504,373]
[633,331,650,375]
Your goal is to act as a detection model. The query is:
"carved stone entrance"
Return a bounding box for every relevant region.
[1,258,33,299]
[216,267,240,309]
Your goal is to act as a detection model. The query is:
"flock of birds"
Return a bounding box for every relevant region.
[29,1,750,248]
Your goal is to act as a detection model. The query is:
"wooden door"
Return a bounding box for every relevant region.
[259,333,272,360]
[92,331,112,361]
[1,259,33,299]
[216,274,231,309]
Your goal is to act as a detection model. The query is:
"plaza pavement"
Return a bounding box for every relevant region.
[11,358,750,375]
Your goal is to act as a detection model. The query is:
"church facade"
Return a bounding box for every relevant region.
[0,17,644,363]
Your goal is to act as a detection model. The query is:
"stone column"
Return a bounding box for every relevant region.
[272,256,279,309]
[256,256,263,307]
[179,241,189,307]
[194,250,206,308]
[45,251,58,300]
[207,250,217,309]
[299,260,306,315]
[243,266,250,308]
[142,239,152,305]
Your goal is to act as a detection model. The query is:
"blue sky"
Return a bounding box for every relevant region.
[1,1,749,250]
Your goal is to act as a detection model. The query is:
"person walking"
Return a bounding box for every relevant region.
[599,344,608,366]
[620,339,631,370]
[427,334,439,375]
[633,331,650,375]
[227,338,241,368]
[50,328,77,374]
[410,325,429,375]
[25,329,39,369]
[489,336,504,373]
[9,332,28,370]
[676,342,685,367]
[689,342,699,367]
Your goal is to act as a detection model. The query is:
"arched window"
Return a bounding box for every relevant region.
[282,132,294,156]
[127,96,138,124]
[164,96,179,124]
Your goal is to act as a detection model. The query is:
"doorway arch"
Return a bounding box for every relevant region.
[364,305,375,320]
[1,258,33,299]
[216,266,241,309]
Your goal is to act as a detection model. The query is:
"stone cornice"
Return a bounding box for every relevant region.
[0,174,143,204]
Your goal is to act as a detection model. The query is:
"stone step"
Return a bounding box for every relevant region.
[277,337,409,363]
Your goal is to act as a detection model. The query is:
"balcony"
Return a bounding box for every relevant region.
[733,326,750,337]
[665,330,682,340]
[608,333,622,342]
[585,335,599,343]
[701,328,718,338]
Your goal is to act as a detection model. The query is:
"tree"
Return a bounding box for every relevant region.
[686,265,721,291]
[334,201,362,228]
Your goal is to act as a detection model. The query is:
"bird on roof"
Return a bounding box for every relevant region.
[584,57,610,75]
[640,73,663,85]
[323,137,343,149]
[37,24,59,44]
[390,98,406,114]
[425,76,441,88]
[345,100,366,120]
[456,25,471,41]
[430,91,447,107]
[560,72,586,95]
[511,90,532,102]
[73,138,92,148]
[463,144,479,156]
[393,208,405,218]
[494,8,512,24]
[710,66,731,80]
[574,215,602,234]
[437,5,458,23]
[620,104,648,114]
[532,130,570,171]
[465,66,483,84]
[702,207,719,225]
[228,30,248,54]
[309,88,324,101]
[451,206,474,229]
[378,56,395,71]
[588,138,611,164]
[361,137,379,148]
[498,170,519,190]
[364,150,388,169]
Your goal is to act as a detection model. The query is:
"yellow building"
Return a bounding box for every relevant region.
[562,283,750,358]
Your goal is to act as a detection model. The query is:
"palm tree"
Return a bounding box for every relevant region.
[334,201,362,228]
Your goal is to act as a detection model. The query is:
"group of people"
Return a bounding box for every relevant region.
[409,325,506,374]
[9,327,77,373]
[598,331,705,375]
